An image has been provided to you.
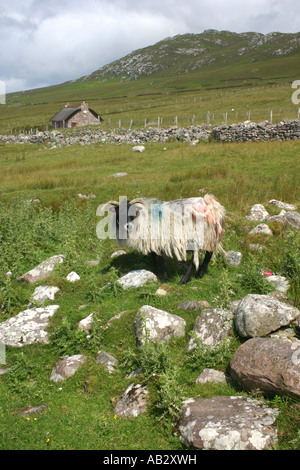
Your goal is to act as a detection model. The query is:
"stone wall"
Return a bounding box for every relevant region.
[213,120,300,142]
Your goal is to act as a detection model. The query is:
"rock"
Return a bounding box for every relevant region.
[234,294,300,338]
[269,199,297,211]
[267,210,287,224]
[177,301,202,312]
[246,204,269,221]
[117,269,157,289]
[114,383,148,418]
[0,305,59,347]
[195,368,227,385]
[155,287,168,296]
[109,172,128,178]
[132,145,145,152]
[66,271,80,282]
[229,337,300,397]
[77,313,94,333]
[17,255,65,283]
[284,211,300,230]
[249,224,273,236]
[178,396,279,450]
[31,285,60,305]
[225,251,242,266]
[110,250,126,258]
[96,350,118,373]
[265,274,290,293]
[133,305,186,347]
[50,355,87,383]
[187,308,234,351]
[19,404,47,416]
[87,260,100,266]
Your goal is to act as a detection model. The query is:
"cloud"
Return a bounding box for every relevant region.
[1,0,299,93]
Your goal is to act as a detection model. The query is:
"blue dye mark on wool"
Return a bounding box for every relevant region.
[151,203,163,220]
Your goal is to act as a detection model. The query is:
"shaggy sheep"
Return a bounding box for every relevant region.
[103,194,225,284]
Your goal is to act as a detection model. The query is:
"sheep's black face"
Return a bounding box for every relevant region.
[112,201,140,240]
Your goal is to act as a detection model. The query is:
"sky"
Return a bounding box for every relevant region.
[1,0,299,93]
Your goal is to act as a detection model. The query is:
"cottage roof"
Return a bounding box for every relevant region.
[50,104,100,122]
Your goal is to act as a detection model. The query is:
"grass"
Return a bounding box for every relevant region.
[0,137,299,450]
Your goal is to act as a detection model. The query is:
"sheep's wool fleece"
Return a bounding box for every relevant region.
[115,194,225,270]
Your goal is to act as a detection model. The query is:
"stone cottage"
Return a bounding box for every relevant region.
[50,102,103,128]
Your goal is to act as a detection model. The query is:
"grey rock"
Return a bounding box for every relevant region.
[269,199,297,211]
[18,255,65,283]
[117,269,157,289]
[50,355,87,382]
[178,396,278,450]
[177,301,202,312]
[284,211,300,230]
[234,294,300,338]
[249,224,273,236]
[133,305,186,347]
[114,383,148,418]
[110,250,126,258]
[109,172,128,178]
[66,271,80,282]
[187,308,234,351]
[31,285,60,305]
[265,274,290,293]
[0,305,59,347]
[96,350,118,373]
[132,145,145,152]
[246,204,269,221]
[77,313,94,333]
[226,250,242,266]
[195,368,227,385]
[230,337,300,397]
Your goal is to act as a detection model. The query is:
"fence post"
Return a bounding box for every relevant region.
[270,110,273,123]
[298,108,300,120]
[207,111,210,126]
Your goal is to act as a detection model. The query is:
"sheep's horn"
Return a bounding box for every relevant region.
[105,200,120,206]
[129,198,146,205]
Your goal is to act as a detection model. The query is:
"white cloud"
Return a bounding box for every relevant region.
[0,0,299,92]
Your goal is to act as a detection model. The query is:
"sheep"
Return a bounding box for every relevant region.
[103,194,225,284]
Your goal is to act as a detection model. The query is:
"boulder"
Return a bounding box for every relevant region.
[31,285,60,305]
[66,271,80,282]
[249,224,273,236]
[17,255,65,283]
[246,204,269,221]
[50,355,87,383]
[133,305,186,347]
[96,350,118,374]
[284,211,300,230]
[132,145,145,152]
[187,308,234,351]
[114,383,148,418]
[117,270,157,289]
[265,274,290,294]
[234,294,300,338]
[177,301,202,312]
[195,368,227,385]
[178,396,278,450]
[269,199,297,211]
[77,313,94,333]
[0,305,59,347]
[225,251,242,266]
[229,337,300,397]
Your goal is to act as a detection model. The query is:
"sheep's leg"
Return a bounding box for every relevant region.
[195,251,213,279]
[179,259,195,285]
[151,252,168,282]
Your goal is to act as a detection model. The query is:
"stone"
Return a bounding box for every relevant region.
[133,305,186,347]
[187,308,234,351]
[269,199,297,211]
[0,305,59,347]
[265,274,290,293]
[249,224,273,236]
[234,294,300,338]
[229,337,300,397]
[66,271,80,282]
[178,396,279,450]
[31,285,60,305]
[77,313,94,333]
[109,172,128,178]
[117,269,157,289]
[155,287,168,296]
[17,255,65,283]
[50,355,87,383]
[177,301,202,312]
[132,145,145,152]
[195,368,227,385]
[96,350,118,373]
[114,383,148,418]
[225,251,242,266]
[19,404,47,416]
[110,250,126,258]
[284,211,300,230]
[246,204,269,221]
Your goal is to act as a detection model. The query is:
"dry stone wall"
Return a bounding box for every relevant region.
[213,119,300,142]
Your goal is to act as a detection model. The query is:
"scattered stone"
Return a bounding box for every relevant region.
[178,396,279,450]
[177,301,202,312]
[31,285,60,305]
[284,211,300,230]
[196,368,227,385]
[249,224,273,236]
[87,260,100,266]
[96,350,119,373]
[19,404,47,416]
[249,243,263,252]
[269,199,297,211]
[234,294,300,338]
[226,251,242,266]
[155,287,168,296]
[133,305,186,347]
[117,269,157,289]
[229,337,300,397]
[267,210,287,224]
[187,308,234,351]
[66,271,80,282]
[0,305,59,347]
[78,313,94,333]
[104,311,127,329]
[109,172,128,178]
[132,145,145,152]
[50,355,87,383]
[114,383,148,418]
[77,193,96,199]
[246,204,269,221]
[265,274,290,293]
[110,250,126,258]
[17,255,65,283]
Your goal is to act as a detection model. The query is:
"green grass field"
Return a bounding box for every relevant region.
[0,138,299,450]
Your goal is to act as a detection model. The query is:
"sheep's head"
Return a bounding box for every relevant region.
[105,198,144,240]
